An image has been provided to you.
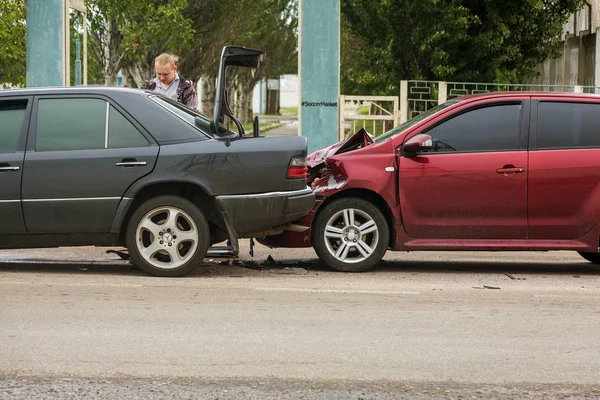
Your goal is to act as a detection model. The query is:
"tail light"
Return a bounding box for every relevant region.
[287,156,308,179]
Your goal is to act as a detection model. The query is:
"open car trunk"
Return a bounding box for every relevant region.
[213,46,264,138]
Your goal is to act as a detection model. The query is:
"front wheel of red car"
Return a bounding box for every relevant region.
[312,197,389,272]
[126,196,210,277]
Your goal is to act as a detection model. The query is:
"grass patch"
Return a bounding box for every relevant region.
[357,105,370,115]
[280,107,298,116]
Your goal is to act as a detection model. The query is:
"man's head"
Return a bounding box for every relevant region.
[154,53,179,85]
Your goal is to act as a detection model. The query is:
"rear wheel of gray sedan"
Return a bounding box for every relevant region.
[312,197,389,272]
[126,196,210,277]
[578,251,600,264]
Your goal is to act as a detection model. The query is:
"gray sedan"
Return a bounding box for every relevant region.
[0,46,314,276]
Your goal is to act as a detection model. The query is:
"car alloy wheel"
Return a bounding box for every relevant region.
[324,208,379,264]
[136,206,199,270]
[313,197,389,272]
[126,195,210,277]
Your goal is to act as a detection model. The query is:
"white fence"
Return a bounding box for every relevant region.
[338,95,399,140]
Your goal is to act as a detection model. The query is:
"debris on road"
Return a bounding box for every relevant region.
[217,259,242,266]
[473,285,502,290]
[241,261,269,270]
[203,254,316,272]
[504,272,526,280]
[264,255,316,271]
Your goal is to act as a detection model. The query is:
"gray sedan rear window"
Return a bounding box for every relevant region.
[149,96,214,137]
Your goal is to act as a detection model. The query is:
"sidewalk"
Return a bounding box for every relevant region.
[260,115,298,136]
[263,120,298,136]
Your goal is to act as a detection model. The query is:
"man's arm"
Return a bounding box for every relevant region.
[183,82,198,110]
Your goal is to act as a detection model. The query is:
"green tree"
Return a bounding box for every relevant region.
[182,0,298,121]
[86,0,194,87]
[341,0,587,95]
[0,0,26,88]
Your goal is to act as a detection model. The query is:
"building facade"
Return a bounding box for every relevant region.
[527,1,600,88]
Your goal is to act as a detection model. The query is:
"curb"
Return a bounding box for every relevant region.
[260,123,283,133]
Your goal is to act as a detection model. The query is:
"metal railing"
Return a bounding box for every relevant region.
[402,80,600,122]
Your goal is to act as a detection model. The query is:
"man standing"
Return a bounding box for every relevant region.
[145,53,198,110]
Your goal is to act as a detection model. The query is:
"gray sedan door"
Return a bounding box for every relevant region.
[0,97,31,234]
[22,96,158,234]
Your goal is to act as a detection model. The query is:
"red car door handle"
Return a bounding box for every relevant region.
[496,166,524,174]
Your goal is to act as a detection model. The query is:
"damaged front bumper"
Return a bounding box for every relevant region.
[258,156,351,248]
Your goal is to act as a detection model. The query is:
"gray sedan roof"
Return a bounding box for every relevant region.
[0,86,210,144]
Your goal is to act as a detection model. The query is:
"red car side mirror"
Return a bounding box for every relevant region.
[403,134,433,154]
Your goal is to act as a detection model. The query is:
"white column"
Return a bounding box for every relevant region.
[400,80,408,124]
[438,81,448,104]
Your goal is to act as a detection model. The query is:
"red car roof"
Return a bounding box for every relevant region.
[454,91,600,101]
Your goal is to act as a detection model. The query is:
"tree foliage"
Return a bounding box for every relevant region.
[341,0,588,95]
[182,0,297,79]
[0,0,26,88]
[85,0,297,122]
[181,0,298,120]
[86,0,194,86]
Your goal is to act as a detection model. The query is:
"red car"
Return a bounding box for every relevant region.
[260,92,600,272]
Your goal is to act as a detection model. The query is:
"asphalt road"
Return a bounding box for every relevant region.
[1,243,599,399]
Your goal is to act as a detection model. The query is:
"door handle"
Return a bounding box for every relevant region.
[115,160,147,168]
[496,165,524,174]
[0,164,20,172]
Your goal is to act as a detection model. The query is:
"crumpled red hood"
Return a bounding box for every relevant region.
[306,128,373,167]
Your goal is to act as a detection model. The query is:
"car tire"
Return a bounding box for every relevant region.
[578,251,600,264]
[126,195,210,277]
[312,197,389,272]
